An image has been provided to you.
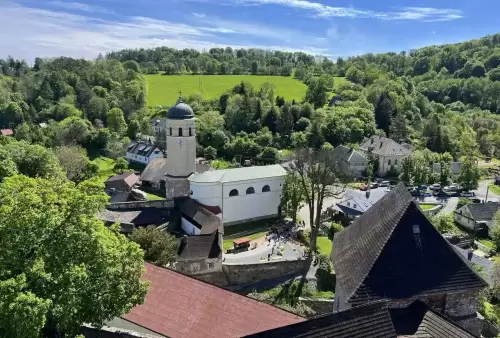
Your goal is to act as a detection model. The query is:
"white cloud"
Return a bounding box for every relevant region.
[222,0,464,21]
[48,1,114,14]
[192,12,206,18]
[0,2,326,61]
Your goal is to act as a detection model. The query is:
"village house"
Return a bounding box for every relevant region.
[332,183,487,336]
[247,300,478,338]
[359,135,412,176]
[105,172,139,193]
[454,202,500,235]
[150,117,166,134]
[335,188,388,220]
[332,145,369,177]
[107,263,303,338]
[432,162,463,175]
[175,231,222,275]
[125,141,163,166]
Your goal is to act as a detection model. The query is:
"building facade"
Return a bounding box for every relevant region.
[125,141,163,165]
[189,165,286,225]
[332,145,369,177]
[454,202,500,234]
[359,136,411,176]
[165,102,196,178]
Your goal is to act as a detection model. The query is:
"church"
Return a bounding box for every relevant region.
[161,99,287,227]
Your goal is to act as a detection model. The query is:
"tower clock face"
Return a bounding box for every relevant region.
[177,139,182,145]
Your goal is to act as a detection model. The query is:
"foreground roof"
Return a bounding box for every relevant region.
[360,136,411,157]
[189,165,286,184]
[332,183,486,310]
[247,300,478,338]
[122,263,303,338]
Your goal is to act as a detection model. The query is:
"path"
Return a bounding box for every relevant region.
[224,238,305,264]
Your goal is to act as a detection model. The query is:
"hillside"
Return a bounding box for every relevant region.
[145,74,308,107]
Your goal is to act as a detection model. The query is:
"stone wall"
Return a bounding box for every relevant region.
[388,290,482,337]
[222,259,306,286]
[298,297,334,318]
[175,257,222,275]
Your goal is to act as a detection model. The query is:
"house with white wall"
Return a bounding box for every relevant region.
[359,136,412,176]
[125,141,163,165]
[332,145,369,177]
[188,165,286,226]
[454,202,500,234]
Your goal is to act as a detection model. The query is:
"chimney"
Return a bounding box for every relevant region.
[467,249,473,261]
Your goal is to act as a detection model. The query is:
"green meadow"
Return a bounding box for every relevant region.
[145,74,308,107]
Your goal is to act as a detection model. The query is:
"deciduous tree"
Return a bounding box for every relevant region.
[129,226,178,266]
[0,176,148,336]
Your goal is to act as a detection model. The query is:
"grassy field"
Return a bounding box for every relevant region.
[333,76,348,90]
[418,204,436,210]
[92,157,117,183]
[145,74,308,106]
[317,236,333,256]
[489,184,500,196]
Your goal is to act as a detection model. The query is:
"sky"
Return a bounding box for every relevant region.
[1,0,499,62]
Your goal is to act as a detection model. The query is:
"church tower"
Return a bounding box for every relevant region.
[166,98,196,177]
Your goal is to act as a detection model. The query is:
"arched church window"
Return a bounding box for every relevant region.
[246,187,255,194]
[229,189,239,197]
[262,185,271,192]
[178,127,183,137]
[189,127,192,136]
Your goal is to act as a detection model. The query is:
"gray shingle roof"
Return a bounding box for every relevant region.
[332,183,487,309]
[189,165,286,184]
[126,141,162,158]
[360,136,411,157]
[333,145,368,163]
[337,189,388,214]
[463,203,500,222]
[178,198,222,235]
[141,158,212,183]
[177,232,221,261]
[97,208,168,226]
[247,300,478,338]
[105,172,139,187]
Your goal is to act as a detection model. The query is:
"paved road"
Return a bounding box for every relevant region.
[223,239,305,264]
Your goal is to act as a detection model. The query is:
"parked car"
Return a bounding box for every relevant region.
[379,181,390,187]
[430,184,441,191]
[444,185,459,192]
[419,185,428,190]
[370,183,379,189]
[422,192,433,197]
[461,191,475,198]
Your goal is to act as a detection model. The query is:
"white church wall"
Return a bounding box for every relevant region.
[181,217,201,235]
[221,177,284,225]
[190,182,222,209]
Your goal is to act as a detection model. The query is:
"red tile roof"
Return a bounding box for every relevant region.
[233,238,252,245]
[0,129,13,136]
[122,263,303,338]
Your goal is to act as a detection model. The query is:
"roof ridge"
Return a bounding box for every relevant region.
[421,301,480,337]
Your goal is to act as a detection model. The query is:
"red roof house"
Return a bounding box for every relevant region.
[0,129,13,136]
[122,263,303,338]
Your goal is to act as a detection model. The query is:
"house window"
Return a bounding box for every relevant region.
[246,187,255,194]
[169,127,172,136]
[395,159,398,165]
[353,204,356,208]
[262,185,271,192]
[229,189,239,197]
[388,159,392,166]
[178,128,183,137]
[189,127,192,136]
[347,202,350,207]
[208,262,214,269]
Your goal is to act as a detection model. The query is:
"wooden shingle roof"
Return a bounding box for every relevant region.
[332,183,487,309]
[247,300,478,338]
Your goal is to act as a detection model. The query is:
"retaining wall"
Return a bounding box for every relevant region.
[222,259,307,286]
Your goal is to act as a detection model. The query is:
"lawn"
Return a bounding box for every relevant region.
[478,238,496,250]
[418,204,436,210]
[333,76,348,90]
[92,157,117,183]
[223,231,268,251]
[317,236,333,256]
[145,192,165,201]
[145,74,308,106]
[489,184,500,196]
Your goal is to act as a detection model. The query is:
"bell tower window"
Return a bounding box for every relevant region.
[189,127,192,136]
[178,128,183,137]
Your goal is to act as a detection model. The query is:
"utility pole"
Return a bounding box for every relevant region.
[485,184,490,203]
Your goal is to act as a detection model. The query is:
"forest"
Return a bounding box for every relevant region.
[1,34,500,184]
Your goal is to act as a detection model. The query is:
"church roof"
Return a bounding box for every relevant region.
[177,232,221,261]
[359,136,411,157]
[247,300,478,338]
[167,101,194,120]
[189,165,286,184]
[332,183,487,310]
